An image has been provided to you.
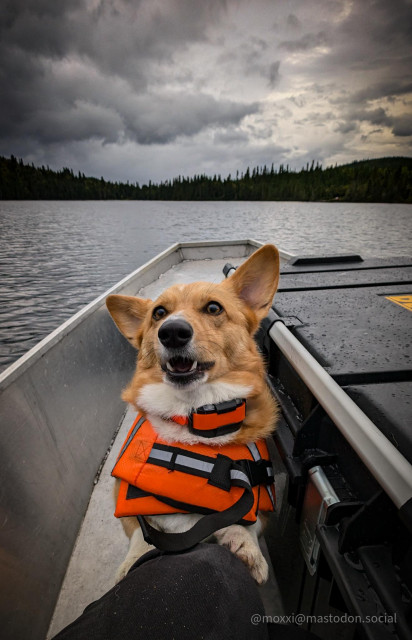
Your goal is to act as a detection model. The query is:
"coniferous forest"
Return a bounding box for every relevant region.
[0,155,411,202]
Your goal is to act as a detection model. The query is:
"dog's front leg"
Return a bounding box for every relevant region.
[116,518,154,583]
[214,520,269,585]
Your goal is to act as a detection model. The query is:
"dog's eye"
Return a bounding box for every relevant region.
[152,306,167,321]
[204,301,224,315]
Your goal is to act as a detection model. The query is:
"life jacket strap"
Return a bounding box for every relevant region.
[137,460,255,552]
[246,441,276,509]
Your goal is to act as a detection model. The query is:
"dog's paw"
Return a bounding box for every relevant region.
[217,525,269,585]
[248,552,269,585]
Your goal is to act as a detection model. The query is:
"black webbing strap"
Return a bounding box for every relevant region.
[146,442,273,487]
[137,463,255,552]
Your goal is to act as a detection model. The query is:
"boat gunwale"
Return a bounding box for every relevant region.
[269,319,412,514]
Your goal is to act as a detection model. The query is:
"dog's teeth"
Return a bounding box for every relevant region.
[189,360,197,371]
[166,361,174,371]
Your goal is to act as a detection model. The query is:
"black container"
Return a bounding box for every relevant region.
[258,254,412,640]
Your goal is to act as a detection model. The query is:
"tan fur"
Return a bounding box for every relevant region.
[107,244,280,583]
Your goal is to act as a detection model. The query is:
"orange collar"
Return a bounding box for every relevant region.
[170,398,246,438]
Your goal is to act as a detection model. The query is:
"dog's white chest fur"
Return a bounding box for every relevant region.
[136,380,252,445]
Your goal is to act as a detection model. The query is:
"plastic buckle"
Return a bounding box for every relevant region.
[243,459,270,486]
[195,398,245,415]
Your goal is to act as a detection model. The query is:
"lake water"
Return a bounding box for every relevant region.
[0,200,411,370]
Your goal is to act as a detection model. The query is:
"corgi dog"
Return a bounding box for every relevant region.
[106,244,280,584]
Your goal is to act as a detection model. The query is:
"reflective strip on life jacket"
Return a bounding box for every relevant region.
[145,443,272,487]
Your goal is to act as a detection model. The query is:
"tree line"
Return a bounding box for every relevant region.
[1,154,411,202]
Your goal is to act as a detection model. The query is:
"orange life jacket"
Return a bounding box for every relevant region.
[112,411,275,551]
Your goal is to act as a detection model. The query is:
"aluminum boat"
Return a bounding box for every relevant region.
[1,239,411,640]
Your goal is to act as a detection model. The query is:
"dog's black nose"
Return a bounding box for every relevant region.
[158,318,193,349]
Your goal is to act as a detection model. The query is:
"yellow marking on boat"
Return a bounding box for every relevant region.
[386,295,412,311]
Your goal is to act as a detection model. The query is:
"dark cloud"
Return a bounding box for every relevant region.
[286,14,301,30]
[0,86,258,146]
[0,0,223,65]
[350,107,393,128]
[335,106,412,140]
[392,114,412,137]
[279,31,329,52]
[123,94,259,145]
[0,0,257,149]
[350,81,412,104]
[314,0,412,74]
[335,121,358,135]
[0,0,411,183]
[268,61,281,88]
[217,35,277,89]
[0,0,231,101]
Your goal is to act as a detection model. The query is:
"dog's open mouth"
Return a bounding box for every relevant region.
[161,357,214,384]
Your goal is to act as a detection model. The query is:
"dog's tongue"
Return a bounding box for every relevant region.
[171,357,194,373]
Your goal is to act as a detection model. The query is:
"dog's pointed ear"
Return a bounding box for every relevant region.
[106,294,152,346]
[223,244,280,320]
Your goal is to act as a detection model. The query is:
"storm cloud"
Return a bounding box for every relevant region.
[0,0,411,183]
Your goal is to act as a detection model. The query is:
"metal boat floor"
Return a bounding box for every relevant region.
[47,406,135,638]
[133,255,250,299]
[48,254,285,637]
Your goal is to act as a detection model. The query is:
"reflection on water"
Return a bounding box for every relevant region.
[0,200,411,369]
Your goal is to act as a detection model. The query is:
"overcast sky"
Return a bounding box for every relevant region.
[1,0,411,184]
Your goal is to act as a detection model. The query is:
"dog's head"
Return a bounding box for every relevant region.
[106,244,279,441]
[107,244,279,385]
